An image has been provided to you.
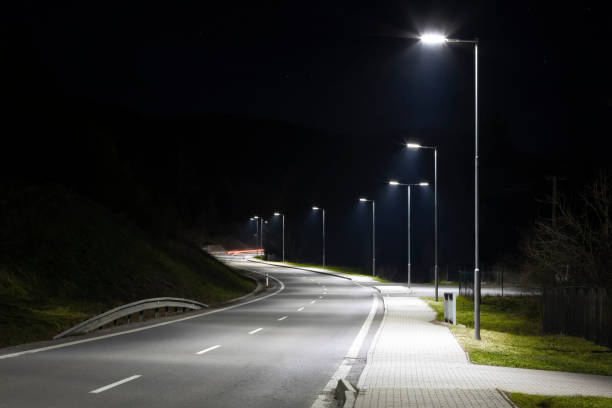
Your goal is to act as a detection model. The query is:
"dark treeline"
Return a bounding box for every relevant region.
[4,4,612,282]
[5,97,609,283]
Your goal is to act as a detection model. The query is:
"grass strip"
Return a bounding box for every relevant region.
[509,392,612,408]
[257,260,390,282]
[284,262,390,283]
[423,296,612,376]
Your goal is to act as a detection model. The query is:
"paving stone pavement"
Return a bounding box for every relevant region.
[354,296,612,408]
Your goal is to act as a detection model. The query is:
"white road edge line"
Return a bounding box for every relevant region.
[249,328,263,335]
[278,316,288,321]
[0,269,285,360]
[195,345,221,355]
[310,300,316,304]
[310,294,379,408]
[297,307,304,311]
[90,375,142,394]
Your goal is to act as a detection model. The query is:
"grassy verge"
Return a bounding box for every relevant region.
[428,280,458,286]
[283,261,390,283]
[0,185,255,348]
[509,393,612,408]
[422,296,612,376]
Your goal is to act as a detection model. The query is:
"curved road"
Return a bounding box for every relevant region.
[0,260,379,408]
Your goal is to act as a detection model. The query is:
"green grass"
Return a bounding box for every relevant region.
[428,280,459,286]
[0,185,255,348]
[423,296,612,376]
[509,393,612,408]
[283,261,390,283]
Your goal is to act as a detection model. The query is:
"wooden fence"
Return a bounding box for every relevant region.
[542,287,612,348]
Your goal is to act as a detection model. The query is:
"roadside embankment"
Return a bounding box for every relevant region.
[0,185,255,347]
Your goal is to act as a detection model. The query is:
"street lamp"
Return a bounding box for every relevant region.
[252,216,261,254]
[407,142,439,301]
[249,217,257,249]
[312,206,325,269]
[420,32,481,340]
[388,180,429,288]
[359,198,376,277]
[262,220,268,253]
[274,212,285,262]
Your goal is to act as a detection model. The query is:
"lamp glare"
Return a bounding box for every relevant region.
[420,34,447,44]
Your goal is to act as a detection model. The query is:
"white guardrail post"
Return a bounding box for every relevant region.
[443,292,457,325]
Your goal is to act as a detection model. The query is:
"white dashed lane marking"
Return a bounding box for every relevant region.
[90,375,142,394]
[195,345,221,355]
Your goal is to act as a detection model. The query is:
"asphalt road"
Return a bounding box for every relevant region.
[0,261,379,408]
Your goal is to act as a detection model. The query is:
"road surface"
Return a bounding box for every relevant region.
[0,260,380,408]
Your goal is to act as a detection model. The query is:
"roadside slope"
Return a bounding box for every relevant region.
[0,185,254,347]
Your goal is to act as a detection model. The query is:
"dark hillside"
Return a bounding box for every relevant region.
[0,185,255,347]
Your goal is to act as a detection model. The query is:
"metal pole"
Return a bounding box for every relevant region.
[282,214,285,262]
[261,219,264,254]
[372,201,376,277]
[434,148,439,301]
[474,40,481,341]
[408,185,411,288]
[322,209,326,269]
[256,220,259,254]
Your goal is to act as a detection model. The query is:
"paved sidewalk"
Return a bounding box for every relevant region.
[354,296,612,408]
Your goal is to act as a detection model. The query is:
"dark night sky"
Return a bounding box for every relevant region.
[3,1,612,281]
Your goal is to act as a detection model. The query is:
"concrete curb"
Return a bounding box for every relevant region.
[497,389,521,408]
[247,259,354,281]
[218,269,268,305]
[335,379,357,408]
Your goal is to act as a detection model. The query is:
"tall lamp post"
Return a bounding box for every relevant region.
[274,212,285,262]
[420,33,480,340]
[359,198,376,277]
[262,220,268,254]
[407,142,439,301]
[312,207,325,269]
[249,217,257,249]
[389,181,429,287]
[253,216,260,255]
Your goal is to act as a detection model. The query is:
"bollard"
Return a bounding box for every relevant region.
[139,310,143,322]
[444,292,457,325]
[266,274,269,287]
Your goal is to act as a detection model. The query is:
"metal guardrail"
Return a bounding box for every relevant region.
[54,297,208,339]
